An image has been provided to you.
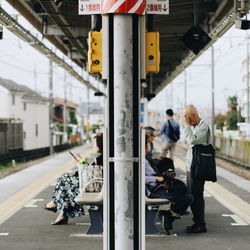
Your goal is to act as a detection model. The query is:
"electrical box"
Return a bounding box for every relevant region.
[88,31,102,73]
[146,32,160,73]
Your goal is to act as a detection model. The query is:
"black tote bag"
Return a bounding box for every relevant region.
[191,144,217,182]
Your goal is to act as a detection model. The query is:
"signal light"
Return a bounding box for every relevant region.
[146,32,160,73]
[88,31,102,73]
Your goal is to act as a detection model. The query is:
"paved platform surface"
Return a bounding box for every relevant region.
[0,144,250,250]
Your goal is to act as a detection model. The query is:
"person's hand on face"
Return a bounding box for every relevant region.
[183,114,190,126]
[184,113,196,126]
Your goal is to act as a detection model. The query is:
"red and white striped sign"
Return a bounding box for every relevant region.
[102,0,146,15]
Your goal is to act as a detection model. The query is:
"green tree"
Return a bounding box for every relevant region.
[69,111,78,125]
[215,113,226,131]
[226,95,244,130]
[227,112,238,130]
[227,96,238,112]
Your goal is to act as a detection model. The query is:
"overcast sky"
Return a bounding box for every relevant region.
[0,1,248,116]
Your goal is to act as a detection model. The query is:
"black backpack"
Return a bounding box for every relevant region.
[167,120,180,142]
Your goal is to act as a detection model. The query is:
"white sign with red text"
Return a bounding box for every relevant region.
[79,0,101,15]
[146,0,169,15]
[78,0,169,15]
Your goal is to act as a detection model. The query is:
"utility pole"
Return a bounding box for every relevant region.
[184,70,187,107]
[63,70,67,144]
[247,37,250,135]
[171,82,174,109]
[211,46,215,146]
[49,59,54,155]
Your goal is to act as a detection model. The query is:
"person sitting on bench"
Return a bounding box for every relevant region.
[145,134,193,234]
[144,126,175,175]
[42,133,103,225]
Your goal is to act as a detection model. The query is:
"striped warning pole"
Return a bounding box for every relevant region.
[102,0,145,14]
[102,1,146,250]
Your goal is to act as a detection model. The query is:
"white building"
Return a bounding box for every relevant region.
[80,101,104,126]
[0,77,49,150]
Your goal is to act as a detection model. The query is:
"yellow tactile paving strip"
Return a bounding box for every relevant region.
[0,149,95,225]
[174,156,250,225]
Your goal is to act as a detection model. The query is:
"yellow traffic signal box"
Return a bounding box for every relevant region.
[146,32,160,73]
[88,31,102,73]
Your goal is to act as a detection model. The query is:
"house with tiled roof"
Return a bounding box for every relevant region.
[0,77,49,152]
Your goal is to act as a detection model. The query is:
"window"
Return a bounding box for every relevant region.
[12,94,15,105]
[23,102,26,111]
[35,124,38,137]
[23,131,26,139]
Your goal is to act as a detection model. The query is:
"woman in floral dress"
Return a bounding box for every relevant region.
[42,134,103,225]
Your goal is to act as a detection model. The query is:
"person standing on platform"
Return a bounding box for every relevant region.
[160,109,180,160]
[183,104,210,233]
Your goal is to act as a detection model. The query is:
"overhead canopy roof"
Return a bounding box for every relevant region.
[5,0,235,98]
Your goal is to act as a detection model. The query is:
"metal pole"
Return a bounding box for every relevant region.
[194,0,198,26]
[184,70,187,107]
[171,82,173,109]
[49,59,54,155]
[247,37,250,126]
[102,15,110,250]
[104,13,141,250]
[87,87,90,125]
[211,46,215,145]
[113,14,134,249]
[63,70,67,144]
[139,16,146,250]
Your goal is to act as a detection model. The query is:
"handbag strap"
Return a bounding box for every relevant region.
[207,126,212,145]
[199,120,211,145]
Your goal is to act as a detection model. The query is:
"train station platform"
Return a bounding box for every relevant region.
[0,143,250,250]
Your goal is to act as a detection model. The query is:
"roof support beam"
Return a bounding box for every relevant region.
[37,0,87,58]
[0,6,101,93]
[155,5,236,94]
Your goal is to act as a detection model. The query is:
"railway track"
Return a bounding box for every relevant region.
[176,143,250,181]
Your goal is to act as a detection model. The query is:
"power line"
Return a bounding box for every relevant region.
[0,59,48,75]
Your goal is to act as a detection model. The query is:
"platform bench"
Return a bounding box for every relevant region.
[75,179,170,235]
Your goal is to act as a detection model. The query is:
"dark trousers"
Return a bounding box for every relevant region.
[149,188,193,216]
[187,172,206,226]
